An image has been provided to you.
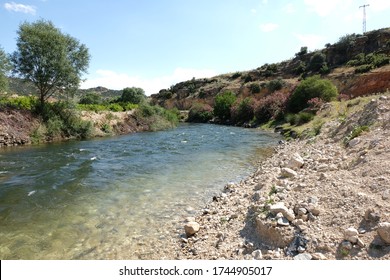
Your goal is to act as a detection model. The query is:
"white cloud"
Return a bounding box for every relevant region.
[4,2,36,15]
[293,33,326,51]
[80,68,218,96]
[259,23,279,32]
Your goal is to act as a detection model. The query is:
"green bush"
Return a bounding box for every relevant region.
[79,92,102,105]
[309,52,327,72]
[285,112,315,126]
[0,96,37,110]
[250,83,261,93]
[288,75,338,113]
[355,64,372,73]
[38,101,93,140]
[213,91,236,121]
[120,87,146,104]
[267,78,285,93]
[108,103,124,112]
[230,98,255,124]
[188,103,213,123]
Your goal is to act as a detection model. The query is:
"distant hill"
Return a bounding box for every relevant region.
[6,79,122,101]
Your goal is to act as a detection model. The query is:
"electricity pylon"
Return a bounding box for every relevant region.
[359,4,369,33]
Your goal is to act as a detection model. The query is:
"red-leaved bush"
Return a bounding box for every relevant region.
[254,91,290,123]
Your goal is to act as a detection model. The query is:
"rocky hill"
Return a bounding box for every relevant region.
[151,27,390,111]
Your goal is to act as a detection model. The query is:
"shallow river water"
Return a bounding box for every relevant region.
[0,123,280,259]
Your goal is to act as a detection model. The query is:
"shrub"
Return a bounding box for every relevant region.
[230,97,255,124]
[267,78,285,93]
[108,103,124,112]
[254,91,290,123]
[188,103,213,123]
[285,112,314,126]
[288,75,338,113]
[213,91,236,121]
[231,72,241,79]
[0,96,37,110]
[250,83,261,93]
[309,52,326,72]
[355,64,372,73]
[295,46,308,57]
[121,87,146,104]
[344,125,369,145]
[79,92,102,105]
[307,97,324,111]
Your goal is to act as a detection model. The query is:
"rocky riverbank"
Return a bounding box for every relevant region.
[159,93,390,260]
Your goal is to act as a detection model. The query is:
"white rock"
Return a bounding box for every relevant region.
[377,222,390,244]
[269,203,295,222]
[382,189,390,200]
[293,253,312,260]
[184,222,200,237]
[252,250,263,260]
[287,153,304,170]
[344,227,359,243]
[281,167,297,178]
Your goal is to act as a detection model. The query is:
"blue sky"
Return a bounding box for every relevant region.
[1,0,389,95]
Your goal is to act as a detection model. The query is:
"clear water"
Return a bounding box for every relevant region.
[0,123,280,259]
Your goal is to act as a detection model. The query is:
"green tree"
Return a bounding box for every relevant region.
[11,20,90,108]
[213,91,236,121]
[309,52,326,72]
[79,92,102,105]
[121,87,146,104]
[288,76,338,113]
[0,46,11,92]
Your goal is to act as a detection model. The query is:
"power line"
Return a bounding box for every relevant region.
[359,4,369,33]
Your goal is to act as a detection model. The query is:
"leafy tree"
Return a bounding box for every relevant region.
[0,46,11,92]
[308,52,326,72]
[121,87,146,104]
[288,76,338,113]
[295,46,308,57]
[213,91,236,121]
[79,92,102,105]
[11,20,90,108]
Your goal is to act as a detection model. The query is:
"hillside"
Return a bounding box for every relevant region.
[150,27,390,113]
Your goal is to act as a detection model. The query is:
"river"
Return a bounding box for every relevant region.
[0,123,280,259]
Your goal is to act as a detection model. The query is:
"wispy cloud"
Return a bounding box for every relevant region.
[259,23,279,32]
[4,2,36,15]
[80,68,218,96]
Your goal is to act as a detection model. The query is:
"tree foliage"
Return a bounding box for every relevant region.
[121,87,146,104]
[288,76,338,113]
[11,20,90,107]
[0,46,11,92]
[213,91,236,121]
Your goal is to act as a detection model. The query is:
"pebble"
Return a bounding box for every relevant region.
[377,222,390,244]
[281,167,298,178]
[293,253,312,260]
[344,227,359,243]
[252,250,263,260]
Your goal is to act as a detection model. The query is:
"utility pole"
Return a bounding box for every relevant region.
[359,4,369,33]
